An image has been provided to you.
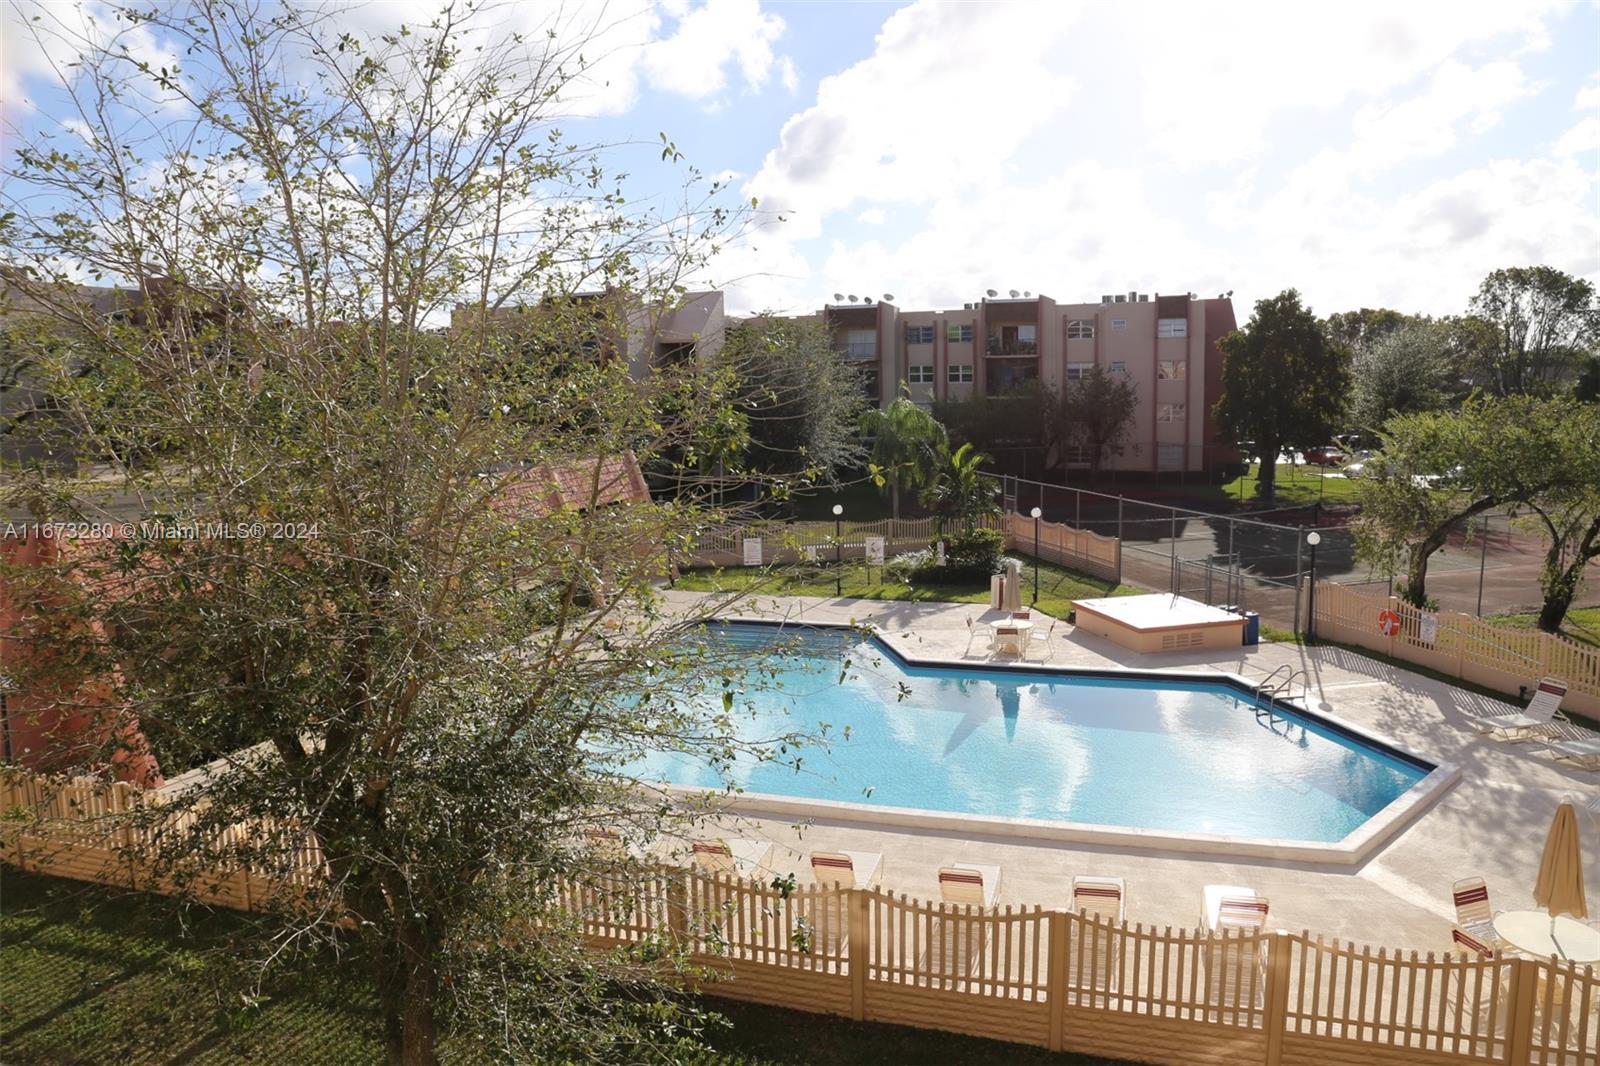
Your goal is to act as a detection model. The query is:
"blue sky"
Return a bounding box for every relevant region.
[5,0,1598,321]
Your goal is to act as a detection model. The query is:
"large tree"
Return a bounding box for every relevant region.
[1213,290,1351,501]
[860,384,947,520]
[719,316,868,484]
[0,5,807,1064]
[1353,396,1593,612]
[1465,266,1598,396]
[1347,321,1461,434]
[1043,367,1138,482]
[1324,307,1415,355]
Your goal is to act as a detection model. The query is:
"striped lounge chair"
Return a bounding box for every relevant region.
[1468,678,1570,741]
[1069,877,1126,996]
[1201,886,1271,1012]
[691,838,774,879]
[921,864,1002,984]
[809,851,883,889]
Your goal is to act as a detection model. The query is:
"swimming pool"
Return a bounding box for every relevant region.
[634,623,1448,859]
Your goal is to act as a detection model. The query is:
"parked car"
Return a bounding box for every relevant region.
[1304,445,1348,467]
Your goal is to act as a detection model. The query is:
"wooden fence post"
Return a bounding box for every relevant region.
[1260,931,1291,1066]
[1503,957,1536,1066]
[1047,910,1068,1052]
[666,869,689,952]
[848,888,868,1022]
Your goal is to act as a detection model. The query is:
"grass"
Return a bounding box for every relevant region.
[1219,462,1366,508]
[675,558,1140,622]
[1487,607,1600,649]
[0,870,1126,1065]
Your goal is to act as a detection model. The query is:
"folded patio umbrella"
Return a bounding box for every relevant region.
[1002,559,1022,612]
[1533,798,1588,919]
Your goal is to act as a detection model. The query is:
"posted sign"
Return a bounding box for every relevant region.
[864,535,885,566]
[1419,613,1438,644]
[742,537,762,566]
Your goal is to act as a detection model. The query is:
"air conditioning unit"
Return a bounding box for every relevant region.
[963,302,974,310]
[1100,294,1114,304]
[1114,294,1127,303]
[1139,294,1150,302]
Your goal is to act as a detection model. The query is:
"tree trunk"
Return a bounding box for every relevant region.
[1256,439,1279,500]
[1402,497,1501,609]
[379,917,440,1066]
[1536,584,1575,634]
[891,481,900,522]
[1535,516,1600,634]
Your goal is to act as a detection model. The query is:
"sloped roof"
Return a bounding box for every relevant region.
[494,451,651,517]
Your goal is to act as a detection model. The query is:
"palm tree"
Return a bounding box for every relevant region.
[921,442,1000,533]
[860,385,947,520]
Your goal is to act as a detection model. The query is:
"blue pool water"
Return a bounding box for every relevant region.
[633,624,1430,843]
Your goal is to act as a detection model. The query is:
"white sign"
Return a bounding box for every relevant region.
[803,545,818,562]
[864,536,885,566]
[742,537,762,566]
[1419,613,1438,644]
[935,540,947,567]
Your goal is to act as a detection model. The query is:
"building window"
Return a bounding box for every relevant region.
[947,363,973,383]
[844,329,876,359]
[1067,319,1095,339]
[987,358,1039,395]
[1157,318,1188,338]
[1063,444,1093,464]
[988,323,1037,355]
[1110,318,1127,331]
[1158,444,1186,470]
[907,364,934,384]
[1066,362,1092,381]
[905,324,934,345]
[1109,360,1127,375]
[1157,402,1186,423]
[947,323,973,343]
[1158,359,1187,380]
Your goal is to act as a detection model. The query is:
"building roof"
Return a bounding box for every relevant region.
[493,451,651,517]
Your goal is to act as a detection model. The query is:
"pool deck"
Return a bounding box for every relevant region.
[655,589,1600,953]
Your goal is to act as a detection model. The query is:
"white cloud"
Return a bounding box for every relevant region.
[642,0,787,100]
[1576,74,1600,112]
[1343,60,1536,174]
[777,56,799,93]
[1553,117,1600,158]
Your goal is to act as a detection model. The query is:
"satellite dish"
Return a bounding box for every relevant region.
[833,292,843,302]
[882,293,894,302]
[985,289,997,297]
[1009,289,1020,298]
[1023,291,1032,297]
[847,294,859,303]
[864,297,873,304]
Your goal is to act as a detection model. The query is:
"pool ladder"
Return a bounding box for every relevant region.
[1253,665,1304,727]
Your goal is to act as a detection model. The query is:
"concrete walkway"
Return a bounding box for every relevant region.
[655,590,1600,953]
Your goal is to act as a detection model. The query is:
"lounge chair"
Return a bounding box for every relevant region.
[1467,678,1570,741]
[1543,731,1600,770]
[921,864,1003,983]
[1450,877,1502,947]
[691,837,774,879]
[1200,886,1270,1013]
[809,850,883,889]
[1068,877,1126,996]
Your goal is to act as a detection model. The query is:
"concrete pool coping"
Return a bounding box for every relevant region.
[669,616,1462,868]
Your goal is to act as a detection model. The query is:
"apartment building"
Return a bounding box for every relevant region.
[822,290,1237,474]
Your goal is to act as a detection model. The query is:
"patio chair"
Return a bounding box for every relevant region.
[1467,677,1570,741]
[1449,925,1498,959]
[992,625,1024,659]
[583,827,628,860]
[920,864,1002,984]
[1543,731,1600,770]
[1068,876,1126,997]
[1445,926,1508,1040]
[809,850,883,889]
[963,614,993,657]
[1200,886,1270,1012]
[1450,877,1503,947]
[691,837,774,879]
[938,864,1001,909]
[1024,619,1057,662]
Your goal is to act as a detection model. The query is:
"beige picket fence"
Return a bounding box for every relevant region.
[1311,582,1600,718]
[3,769,1596,1064]
[684,516,944,567]
[1001,510,1121,583]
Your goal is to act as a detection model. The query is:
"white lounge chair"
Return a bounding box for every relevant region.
[691,837,774,879]
[1201,885,1270,1013]
[809,850,883,889]
[1467,677,1570,741]
[1544,732,1600,770]
[1069,876,1126,996]
[938,863,1001,909]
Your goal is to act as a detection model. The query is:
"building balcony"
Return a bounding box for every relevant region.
[985,337,1038,356]
[841,341,878,359]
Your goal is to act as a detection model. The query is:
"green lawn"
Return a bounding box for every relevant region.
[1488,607,1600,649]
[0,870,1124,1065]
[675,558,1139,621]
[1219,463,1365,507]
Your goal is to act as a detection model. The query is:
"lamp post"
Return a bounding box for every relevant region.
[832,504,844,597]
[1305,530,1321,640]
[1030,506,1042,604]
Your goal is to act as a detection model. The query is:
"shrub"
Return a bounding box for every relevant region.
[886,529,1004,584]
